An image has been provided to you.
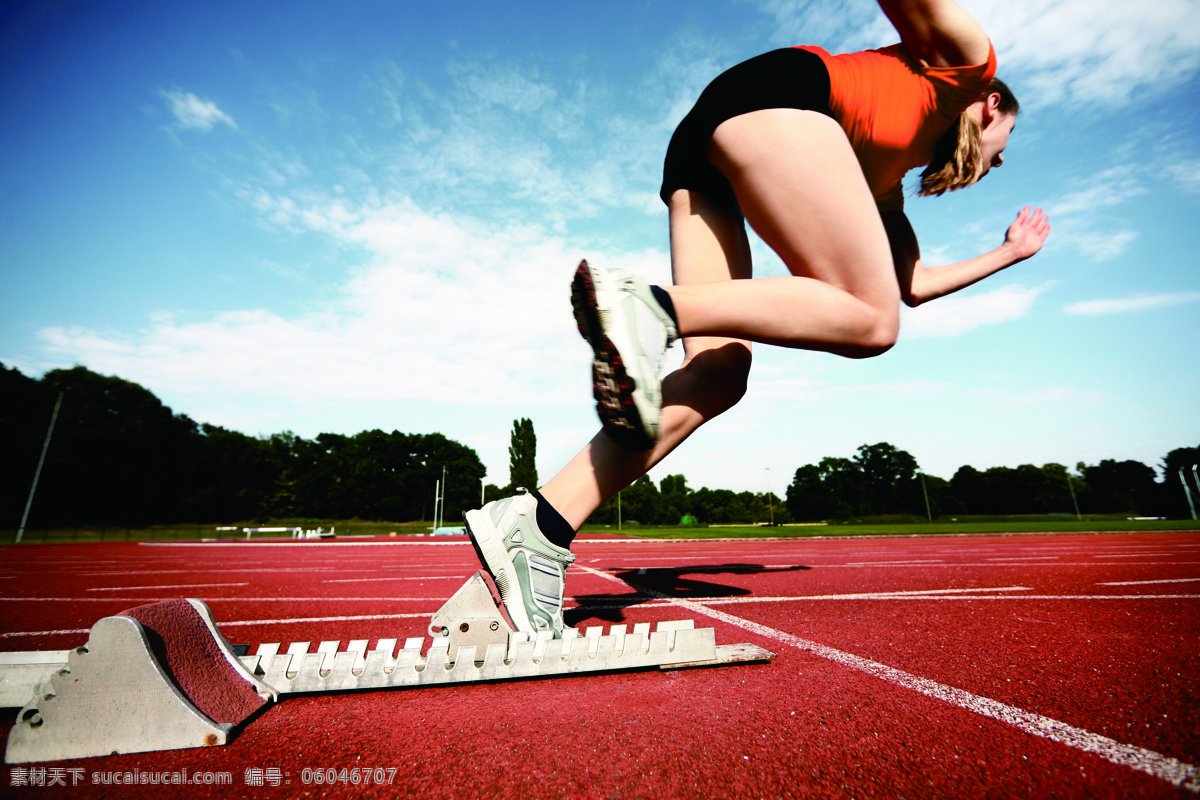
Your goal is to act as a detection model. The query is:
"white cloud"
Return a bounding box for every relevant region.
[976,0,1200,107]
[900,283,1051,338]
[162,90,237,131]
[1064,292,1200,315]
[751,375,952,404]
[748,0,1200,108]
[965,384,1105,410]
[36,194,672,409]
[1042,165,1145,262]
[1163,159,1200,194]
[1049,166,1147,217]
[1071,230,1139,262]
[752,0,896,52]
[449,61,558,114]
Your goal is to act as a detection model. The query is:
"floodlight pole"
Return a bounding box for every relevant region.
[766,467,773,526]
[16,392,64,544]
[1066,472,1082,521]
[920,473,932,522]
[436,482,446,532]
[617,491,622,532]
[1181,468,1198,521]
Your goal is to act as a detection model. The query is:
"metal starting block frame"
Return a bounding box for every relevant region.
[3,572,773,763]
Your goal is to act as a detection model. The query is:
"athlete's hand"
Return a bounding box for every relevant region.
[1003,206,1050,262]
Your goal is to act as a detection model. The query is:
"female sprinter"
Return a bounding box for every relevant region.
[465,0,1051,637]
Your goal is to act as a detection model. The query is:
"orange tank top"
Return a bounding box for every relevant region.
[795,42,997,211]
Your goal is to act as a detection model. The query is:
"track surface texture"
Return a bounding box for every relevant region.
[1,531,1198,799]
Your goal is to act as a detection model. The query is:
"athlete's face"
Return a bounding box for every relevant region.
[979,107,1016,178]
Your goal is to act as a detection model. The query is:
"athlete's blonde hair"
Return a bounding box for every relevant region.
[919,78,1019,197]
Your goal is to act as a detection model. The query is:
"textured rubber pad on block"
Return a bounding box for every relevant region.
[120,599,268,727]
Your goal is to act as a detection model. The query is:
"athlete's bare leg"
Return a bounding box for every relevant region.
[540,190,753,529]
[541,109,901,528]
[674,108,900,358]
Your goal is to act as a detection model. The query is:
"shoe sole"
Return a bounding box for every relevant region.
[462,508,535,632]
[570,260,655,452]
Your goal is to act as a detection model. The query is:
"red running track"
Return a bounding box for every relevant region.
[1,530,1198,798]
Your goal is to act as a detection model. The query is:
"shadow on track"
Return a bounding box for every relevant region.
[565,563,810,626]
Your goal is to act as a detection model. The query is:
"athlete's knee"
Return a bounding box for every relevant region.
[843,305,899,359]
[685,342,752,412]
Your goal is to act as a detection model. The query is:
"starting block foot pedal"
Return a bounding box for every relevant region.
[5,599,276,764]
[427,572,515,657]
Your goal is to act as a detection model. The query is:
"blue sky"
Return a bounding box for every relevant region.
[3,0,1199,498]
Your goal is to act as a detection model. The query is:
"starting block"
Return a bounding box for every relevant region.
[3,572,773,763]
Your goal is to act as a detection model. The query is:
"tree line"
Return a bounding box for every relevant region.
[3,363,1197,528]
[784,442,1200,522]
[1,364,484,528]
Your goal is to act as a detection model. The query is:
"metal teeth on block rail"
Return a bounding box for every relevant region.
[241,620,717,694]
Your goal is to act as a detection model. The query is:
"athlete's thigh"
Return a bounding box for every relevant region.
[667,189,754,361]
[709,108,898,308]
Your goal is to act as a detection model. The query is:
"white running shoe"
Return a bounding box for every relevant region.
[463,490,576,637]
[570,259,679,451]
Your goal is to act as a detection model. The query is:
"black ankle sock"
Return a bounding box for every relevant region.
[531,489,576,549]
[650,285,678,326]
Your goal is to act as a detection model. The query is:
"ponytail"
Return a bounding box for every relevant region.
[919,78,1019,197]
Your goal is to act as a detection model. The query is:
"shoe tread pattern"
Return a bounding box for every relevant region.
[570,260,654,451]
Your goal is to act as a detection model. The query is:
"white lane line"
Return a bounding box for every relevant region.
[1094,553,1173,558]
[987,556,1060,561]
[594,581,1030,599]
[0,612,436,639]
[140,541,467,547]
[746,586,1031,597]
[81,568,342,575]
[576,566,1199,792]
[86,583,250,591]
[698,594,1200,604]
[1099,578,1200,586]
[14,592,1195,604]
[0,596,444,602]
[322,576,460,583]
[584,558,1200,567]
[846,560,945,565]
[219,612,430,627]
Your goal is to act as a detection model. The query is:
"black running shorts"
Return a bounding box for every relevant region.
[660,47,835,211]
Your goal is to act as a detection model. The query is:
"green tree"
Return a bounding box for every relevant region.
[507,418,537,491]
[950,465,987,513]
[1081,459,1159,514]
[952,463,1076,514]
[659,474,691,522]
[786,464,831,521]
[31,366,197,527]
[0,363,53,527]
[620,475,664,524]
[853,442,920,515]
[919,473,956,517]
[177,423,278,522]
[818,456,861,518]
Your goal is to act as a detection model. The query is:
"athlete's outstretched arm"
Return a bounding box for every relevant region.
[883,207,1050,307]
[876,0,991,67]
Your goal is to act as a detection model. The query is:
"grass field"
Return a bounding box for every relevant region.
[603,518,1200,539]
[4,515,1199,544]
